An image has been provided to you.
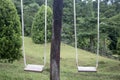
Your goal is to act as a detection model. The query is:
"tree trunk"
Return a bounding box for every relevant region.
[50,0,63,80]
[103,38,106,55]
[90,35,94,52]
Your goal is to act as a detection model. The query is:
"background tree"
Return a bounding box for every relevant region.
[24,3,39,36]
[0,0,22,63]
[34,0,44,6]
[107,14,120,54]
[31,5,52,44]
[12,0,120,59]
[23,0,35,5]
[77,18,97,52]
[12,0,40,36]
[62,0,74,45]
[76,0,97,52]
[12,0,21,16]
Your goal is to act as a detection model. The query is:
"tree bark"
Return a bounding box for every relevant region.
[50,0,63,80]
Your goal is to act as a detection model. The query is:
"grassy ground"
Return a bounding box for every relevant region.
[0,37,120,80]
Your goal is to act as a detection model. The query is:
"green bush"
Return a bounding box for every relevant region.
[31,5,52,44]
[0,0,22,63]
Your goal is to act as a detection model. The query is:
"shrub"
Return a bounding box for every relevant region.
[31,5,52,44]
[0,0,22,63]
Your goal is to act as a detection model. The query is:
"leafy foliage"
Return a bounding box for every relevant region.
[12,0,40,36]
[24,3,39,36]
[108,14,120,54]
[0,0,22,62]
[117,38,120,55]
[12,0,120,57]
[31,5,52,44]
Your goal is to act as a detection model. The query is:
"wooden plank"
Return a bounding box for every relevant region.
[24,64,44,72]
[78,66,97,72]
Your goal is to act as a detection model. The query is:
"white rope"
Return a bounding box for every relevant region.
[21,0,26,66]
[73,0,78,67]
[21,0,47,67]
[44,0,47,66]
[96,0,100,68]
[74,0,100,68]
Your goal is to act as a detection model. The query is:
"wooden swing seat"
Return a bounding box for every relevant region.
[78,66,97,72]
[24,64,44,72]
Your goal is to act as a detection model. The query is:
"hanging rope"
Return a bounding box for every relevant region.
[44,0,47,66]
[96,0,100,68]
[21,0,26,67]
[73,0,78,67]
[21,0,47,67]
[74,0,100,68]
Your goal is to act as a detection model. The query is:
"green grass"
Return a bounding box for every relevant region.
[0,37,120,80]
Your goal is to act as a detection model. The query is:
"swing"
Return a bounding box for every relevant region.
[73,0,100,72]
[20,0,47,72]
